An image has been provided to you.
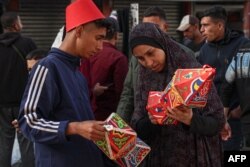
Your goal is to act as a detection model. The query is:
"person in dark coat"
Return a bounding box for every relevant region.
[222,42,250,150]
[0,11,37,167]
[129,22,225,167]
[199,6,249,150]
[18,1,110,167]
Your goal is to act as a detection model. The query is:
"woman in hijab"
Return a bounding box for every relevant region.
[129,23,225,167]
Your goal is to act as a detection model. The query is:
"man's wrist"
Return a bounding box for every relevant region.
[66,122,78,135]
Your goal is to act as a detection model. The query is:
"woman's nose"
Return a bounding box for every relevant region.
[146,59,154,68]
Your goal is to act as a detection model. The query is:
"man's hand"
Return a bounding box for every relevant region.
[166,106,193,125]
[12,119,21,133]
[220,121,231,141]
[93,83,108,96]
[229,106,241,119]
[66,121,106,141]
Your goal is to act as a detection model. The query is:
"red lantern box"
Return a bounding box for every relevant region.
[146,65,216,125]
[94,113,151,167]
[116,138,151,167]
[146,91,178,125]
[161,65,216,108]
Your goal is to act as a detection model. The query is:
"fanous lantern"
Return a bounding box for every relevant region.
[146,65,216,125]
[94,113,151,167]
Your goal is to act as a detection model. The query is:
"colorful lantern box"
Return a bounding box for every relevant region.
[116,138,151,167]
[146,65,216,125]
[146,91,178,125]
[94,113,151,167]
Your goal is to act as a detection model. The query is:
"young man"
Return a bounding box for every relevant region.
[199,6,249,150]
[0,11,36,167]
[18,0,110,166]
[177,14,205,58]
[80,17,128,121]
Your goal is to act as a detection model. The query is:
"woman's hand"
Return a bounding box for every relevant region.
[166,106,193,125]
[148,112,158,124]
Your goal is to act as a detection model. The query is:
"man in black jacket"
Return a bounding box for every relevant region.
[0,12,36,167]
[199,6,249,150]
[222,42,250,150]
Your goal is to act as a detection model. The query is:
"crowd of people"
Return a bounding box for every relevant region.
[0,0,250,167]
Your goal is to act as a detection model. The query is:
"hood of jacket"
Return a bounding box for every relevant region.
[208,29,244,46]
[0,32,21,47]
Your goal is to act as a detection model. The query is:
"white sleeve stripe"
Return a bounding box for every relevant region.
[24,65,42,115]
[24,115,58,133]
[24,65,59,132]
[25,114,59,128]
[28,66,45,112]
[28,65,60,128]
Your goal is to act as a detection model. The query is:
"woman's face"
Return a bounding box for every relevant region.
[133,44,166,72]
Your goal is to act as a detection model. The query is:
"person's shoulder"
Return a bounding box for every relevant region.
[237,40,250,53]
[16,35,36,48]
[240,40,250,49]
[36,51,57,67]
[19,35,35,43]
[130,56,138,66]
[104,44,126,59]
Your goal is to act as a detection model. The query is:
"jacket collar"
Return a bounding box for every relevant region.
[50,48,80,67]
[208,28,244,46]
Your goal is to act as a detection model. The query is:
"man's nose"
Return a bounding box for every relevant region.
[96,41,103,52]
[200,26,204,33]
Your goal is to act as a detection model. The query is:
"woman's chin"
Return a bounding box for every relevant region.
[151,66,163,72]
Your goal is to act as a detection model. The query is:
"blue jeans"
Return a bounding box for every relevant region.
[0,106,35,167]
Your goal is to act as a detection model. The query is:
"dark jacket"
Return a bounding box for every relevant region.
[0,32,37,107]
[129,23,224,167]
[88,42,128,121]
[222,42,250,134]
[18,48,104,167]
[199,29,248,97]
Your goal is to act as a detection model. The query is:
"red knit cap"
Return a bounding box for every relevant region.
[66,0,104,32]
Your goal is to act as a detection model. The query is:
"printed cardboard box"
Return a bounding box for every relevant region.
[146,91,177,125]
[146,65,216,125]
[116,138,151,167]
[95,113,151,167]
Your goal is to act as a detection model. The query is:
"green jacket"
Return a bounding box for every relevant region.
[116,41,195,123]
[116,56,138,123]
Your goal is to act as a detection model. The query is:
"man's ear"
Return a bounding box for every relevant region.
[194,24,199,30]
[217,20,226,31]
[75,26,83,37]
[164,23,169,32]
[13,22,19,31]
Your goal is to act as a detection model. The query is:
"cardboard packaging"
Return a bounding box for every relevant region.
[95,113,151,167]
[146,65,216,125]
